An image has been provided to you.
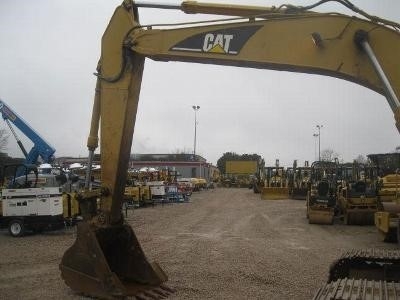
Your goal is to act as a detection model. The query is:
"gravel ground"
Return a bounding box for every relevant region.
[0,187,397,299]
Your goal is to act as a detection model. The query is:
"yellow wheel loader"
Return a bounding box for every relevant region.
[58,1,400,298]
[306,161,338,225]
[261,160,289,200]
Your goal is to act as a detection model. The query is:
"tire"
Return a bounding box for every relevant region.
[8,219,25,237]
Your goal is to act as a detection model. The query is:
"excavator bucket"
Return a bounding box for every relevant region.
[60,222,173,299]
[261,187,289,200]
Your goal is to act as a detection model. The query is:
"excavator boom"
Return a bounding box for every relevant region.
[60,1,400,299]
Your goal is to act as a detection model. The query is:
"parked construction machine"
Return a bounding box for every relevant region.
[307,161,337,225]
[250,160,266,194]
[261,159,289,200]
[224,160,259,188]
[368,153,400,243]
[58,1,400,299]
[336,162,379,225]
[0,164,65,236]
[289,160,311,200]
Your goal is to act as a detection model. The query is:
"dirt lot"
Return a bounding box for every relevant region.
[0,188,397,299]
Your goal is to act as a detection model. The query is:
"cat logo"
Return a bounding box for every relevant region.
[170,25,262,55]
[203,33,234,54]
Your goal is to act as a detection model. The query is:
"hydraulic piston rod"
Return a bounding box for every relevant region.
[354,30,400,111]
[85,80,101,189]
[134,0,283,16]
[354,30,400,132]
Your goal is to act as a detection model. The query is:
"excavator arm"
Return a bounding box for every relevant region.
[60,1,400,299]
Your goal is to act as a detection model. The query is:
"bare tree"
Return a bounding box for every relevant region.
[354,154,367,164]
[320,148,340,162]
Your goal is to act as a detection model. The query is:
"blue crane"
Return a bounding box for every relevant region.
[0,99,55,175]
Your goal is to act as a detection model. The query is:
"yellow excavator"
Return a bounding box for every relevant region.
[59,1,400,299]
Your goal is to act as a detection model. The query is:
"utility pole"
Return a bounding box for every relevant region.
[313,133,319,161]
[316,125,323,161]
[192,105,200,158]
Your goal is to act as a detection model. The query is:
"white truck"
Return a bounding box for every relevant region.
[0,164,65,237]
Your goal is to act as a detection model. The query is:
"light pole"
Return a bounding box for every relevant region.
[316,124,323,161]
[192,105,200,159]
[313,133,319,161]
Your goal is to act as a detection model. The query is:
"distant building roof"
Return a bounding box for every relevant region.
[130,153,206,162]
[56,153,208,165]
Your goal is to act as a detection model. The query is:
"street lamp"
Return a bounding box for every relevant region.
[316,124,323,161]
[313,133,319,161]
[192,105,200,159]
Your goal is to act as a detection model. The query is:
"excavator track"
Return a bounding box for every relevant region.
[313,278,400,300]
[329,249,400,283]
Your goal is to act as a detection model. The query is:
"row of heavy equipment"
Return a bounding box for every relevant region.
[123,167,209,208]
[252,154,400,244]
[306,160,379,226]
[222,158,299,198]
[0,162,207,237]
[306,154,400,246]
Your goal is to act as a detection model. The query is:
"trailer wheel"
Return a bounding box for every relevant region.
[8,219,25,237]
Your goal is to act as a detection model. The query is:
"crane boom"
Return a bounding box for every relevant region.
[0,99,56,169]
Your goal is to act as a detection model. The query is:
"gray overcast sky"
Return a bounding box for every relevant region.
[1,0,400,167]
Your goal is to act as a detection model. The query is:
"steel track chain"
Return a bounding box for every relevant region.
[329,249,400,282]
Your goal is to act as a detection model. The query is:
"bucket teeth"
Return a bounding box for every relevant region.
[134,285,175,300]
